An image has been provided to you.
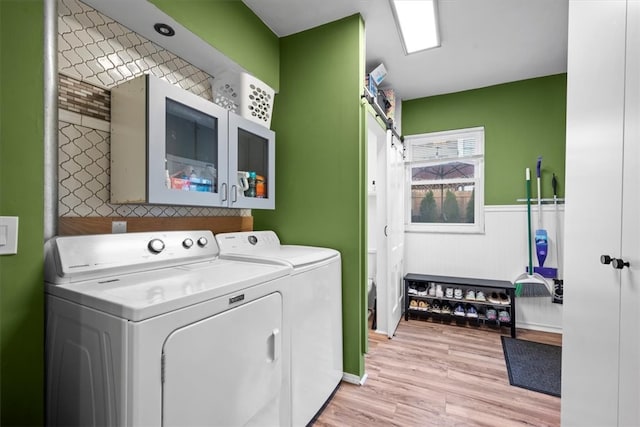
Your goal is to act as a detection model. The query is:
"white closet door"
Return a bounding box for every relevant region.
[619,1,640,425]
[385,131,405,338]
[162,293,283,427]
[562,1,627,425]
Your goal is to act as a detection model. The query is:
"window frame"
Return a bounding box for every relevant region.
[405,126,485,234]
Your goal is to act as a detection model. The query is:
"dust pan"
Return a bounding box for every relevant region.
[515,167,552,297]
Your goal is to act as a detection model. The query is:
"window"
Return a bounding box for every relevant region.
[406,127,484,233]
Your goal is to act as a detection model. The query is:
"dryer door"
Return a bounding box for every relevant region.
[162,292,283,426]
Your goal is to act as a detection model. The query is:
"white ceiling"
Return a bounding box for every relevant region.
[242,0,569,100]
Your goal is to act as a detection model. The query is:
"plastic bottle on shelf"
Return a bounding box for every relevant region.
[246,171,257,197]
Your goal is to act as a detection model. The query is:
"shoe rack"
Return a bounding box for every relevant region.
[403,273,517,338]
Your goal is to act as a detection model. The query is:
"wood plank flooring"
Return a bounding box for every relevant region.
[314,320,561,427]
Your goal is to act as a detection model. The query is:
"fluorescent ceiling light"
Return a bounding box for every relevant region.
[390,0,440,54]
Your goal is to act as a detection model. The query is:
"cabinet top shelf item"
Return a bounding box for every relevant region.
[404,273,515,290]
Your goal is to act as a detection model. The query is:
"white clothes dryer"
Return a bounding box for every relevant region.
[44,230,293,427]
[215,230,343,426]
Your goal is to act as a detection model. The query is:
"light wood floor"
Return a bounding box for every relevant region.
[314,320,562,427]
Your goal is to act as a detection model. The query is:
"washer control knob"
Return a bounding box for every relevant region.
[197,236,208,247]
[148,238,165,254]
[183,238,194,249]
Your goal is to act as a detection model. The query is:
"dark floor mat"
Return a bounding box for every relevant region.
[501,336,561,397]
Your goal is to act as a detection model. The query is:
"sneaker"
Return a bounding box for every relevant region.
[488,292,501,304]
[499,293,511,305]
[432,300,443,313]
[498,310,511,323]
[475,291,487,302]
[427,283,436,297]
[417,284,427,296]
[464,290,476,301]
[454,288,463,299]
[408,284,418,295]
[409,299,419,310]
[441,302,452,315]
[466,304,478,318]
[445,287,454,298]
[486,307,498,321]
[435,284,444,298]
[418,300,429,311]
[453,303,466,317]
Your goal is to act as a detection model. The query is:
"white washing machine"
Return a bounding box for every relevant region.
[215,231,343,427]
[44,230,293,427]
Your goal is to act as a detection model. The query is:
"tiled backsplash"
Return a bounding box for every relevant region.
[57,0,246,218]
[59,74,110,121]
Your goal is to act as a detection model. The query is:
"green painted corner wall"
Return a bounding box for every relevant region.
[252,15,366,378]
[402,74,567,204]
[149,0,280,92]
[0,1,45,425]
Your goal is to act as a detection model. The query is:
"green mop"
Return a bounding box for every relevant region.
[514,167,551,297]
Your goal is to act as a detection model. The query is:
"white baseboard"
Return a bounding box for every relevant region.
[518,321,563,335]
[342,371,368,385]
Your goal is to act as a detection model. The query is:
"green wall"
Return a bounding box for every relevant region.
[0,1,45,425]
[253,15,367,378]
[149,0,280,92]
[403,74,567,204]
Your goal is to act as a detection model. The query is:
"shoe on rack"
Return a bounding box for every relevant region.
[475,291,487,302]
[466,304,478,318]
[499,293,511,305]
[410,299,419,309]
[441,302,452,315]
[445,287,454,298]
[464,290,476,301]
[486,307,498,321]
[427,283,436,297]
[435,284,444,298]
[408,284,418,295]
[498,310,511,323]
[453,303,466,317]
[418,300,429,311]
[454,288,463,299]
[431,300,442,313]
[417,284,427,296]
[487,292,501,304]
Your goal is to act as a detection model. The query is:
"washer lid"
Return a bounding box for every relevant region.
[45,259,291,321]
[241,246,340,268]
[216,230,340,268]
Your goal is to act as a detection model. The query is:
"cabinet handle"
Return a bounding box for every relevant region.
[612,258,630,269]
[600,255,613,265]
[231,185,237,203]
[221,183,228,201]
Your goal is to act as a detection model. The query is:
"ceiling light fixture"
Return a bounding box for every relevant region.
[390,0,440,55]
[154,23,175,37]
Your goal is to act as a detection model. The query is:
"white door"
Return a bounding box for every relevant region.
[618,1,640,424]
[162,293,283,427]
[368,112,405,337]
[562,1,639,425]
[384,131,405,338]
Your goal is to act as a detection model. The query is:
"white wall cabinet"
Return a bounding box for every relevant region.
[111,74,275,209]
[562,1,639,425]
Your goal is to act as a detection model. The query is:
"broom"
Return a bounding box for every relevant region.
[515,167,551,297]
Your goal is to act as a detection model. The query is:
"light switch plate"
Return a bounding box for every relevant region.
[0,216,18,255]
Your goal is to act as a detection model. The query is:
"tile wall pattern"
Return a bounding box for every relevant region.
[57,0,246,217]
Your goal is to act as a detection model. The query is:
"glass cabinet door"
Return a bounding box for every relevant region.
[228,112,275,209]
[147,76,229,207]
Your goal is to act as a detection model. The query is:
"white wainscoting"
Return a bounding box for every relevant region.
[404,204,564,333]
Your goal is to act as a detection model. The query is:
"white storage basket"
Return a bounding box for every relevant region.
[212,71,274,128]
